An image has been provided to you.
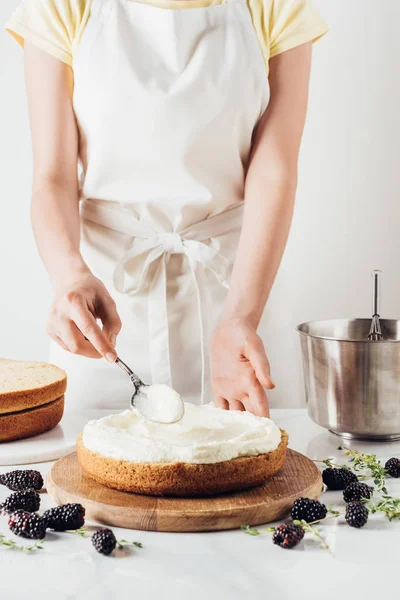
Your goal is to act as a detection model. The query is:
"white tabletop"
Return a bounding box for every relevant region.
[1,409,399,600]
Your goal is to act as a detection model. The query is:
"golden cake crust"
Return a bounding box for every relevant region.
[76,429,289,497]
[0,359,67,415]
[0,396,65,443]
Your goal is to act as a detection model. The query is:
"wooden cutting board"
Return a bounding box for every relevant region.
[47,449,322,532]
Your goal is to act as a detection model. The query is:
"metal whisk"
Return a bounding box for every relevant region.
[368,270,383,341]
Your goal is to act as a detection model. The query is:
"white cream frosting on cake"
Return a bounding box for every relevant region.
[82,403,282,465]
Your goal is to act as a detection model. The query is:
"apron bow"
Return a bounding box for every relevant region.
[80,200,244,403]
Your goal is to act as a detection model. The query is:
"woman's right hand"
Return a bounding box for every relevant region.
[47,268,122,361]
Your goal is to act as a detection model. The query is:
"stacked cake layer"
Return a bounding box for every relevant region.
[0,359,67,442]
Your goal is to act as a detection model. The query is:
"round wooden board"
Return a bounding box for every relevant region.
[46,449,322,532]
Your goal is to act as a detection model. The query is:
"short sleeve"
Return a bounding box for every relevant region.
[5,0,91,66]
[269,0,328,58]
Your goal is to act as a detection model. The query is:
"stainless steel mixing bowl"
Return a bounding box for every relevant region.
[297,319,400,440]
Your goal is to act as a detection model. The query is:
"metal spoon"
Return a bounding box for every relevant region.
[115,357,185,424]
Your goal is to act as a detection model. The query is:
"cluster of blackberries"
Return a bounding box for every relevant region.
[0,469,127,556]
[272,458,391,549]
[0,469,85,540]
[321,467,372,529]
[272,497,327,549]
[4,501,86,540]
[277,457,400,547]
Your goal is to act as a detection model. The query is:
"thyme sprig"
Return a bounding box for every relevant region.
[327,505,341,517]
[314,458,351,470]
[292,519,333,556]
[117,540,143,549]
[344,450,388,493]
[0,534,45,552]
[368,496,400,521]
[242,515,336,556]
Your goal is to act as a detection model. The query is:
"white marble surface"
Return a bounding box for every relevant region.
[0,409,399,600]
[0,410,109,466]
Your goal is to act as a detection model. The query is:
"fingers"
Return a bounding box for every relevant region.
[215,394,245,412]
[215,396,229,410]
[229,399,246,411]
[244,334,275,390]
[48,289,118,361]
[47,330,69,352]
[69,295,117,361]
[57,318,102,358]
[95,295,122,347]
[213,373,269,417]
[213,380,247,412]
[247,383,270,418]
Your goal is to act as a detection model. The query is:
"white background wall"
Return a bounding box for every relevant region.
[0,1,399,407]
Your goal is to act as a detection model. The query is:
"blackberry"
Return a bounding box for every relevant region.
[272,523,305,549]
[8,510,47,539]
[343,482,373,503]
[385,457,400,478]
[345,501,368,528]
[0,470,43,492]
[291,498,327,523]
[43,503,85,531]
[322,468,358,491]
[0,489,40,514]
[92,528,117,556]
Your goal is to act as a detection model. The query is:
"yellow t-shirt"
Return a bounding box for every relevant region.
[5,0,328,70]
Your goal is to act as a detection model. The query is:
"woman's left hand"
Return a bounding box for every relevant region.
[210,318,275,417]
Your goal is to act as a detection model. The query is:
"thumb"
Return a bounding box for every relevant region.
[244,333,275,390]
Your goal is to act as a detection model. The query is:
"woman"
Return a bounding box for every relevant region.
[6,0,327,415]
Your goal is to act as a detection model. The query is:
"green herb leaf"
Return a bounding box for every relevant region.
[75,528,88,537]
[0,534,44,552]
[327,505,340,517]
[116,539,144,549]
[293,520,333,556]
[241,525,261,536]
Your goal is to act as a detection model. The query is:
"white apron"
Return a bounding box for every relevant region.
[49,0,270,411]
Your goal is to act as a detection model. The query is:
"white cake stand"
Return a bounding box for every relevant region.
[0,409,110,466]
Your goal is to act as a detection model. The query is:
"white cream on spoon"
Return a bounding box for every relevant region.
[114,357,185,424]
[134,383,185,424]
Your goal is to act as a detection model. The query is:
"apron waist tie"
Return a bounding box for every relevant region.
[80,200,244,404]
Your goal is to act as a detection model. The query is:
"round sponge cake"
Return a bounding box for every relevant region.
[76,429,288,497]
[0,359,67,442]
[0,396,65,443]
[0,359,66,414]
